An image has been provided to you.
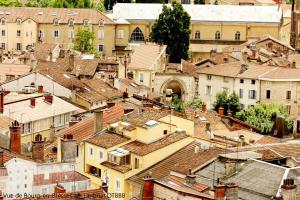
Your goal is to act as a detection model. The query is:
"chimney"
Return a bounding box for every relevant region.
[0,191,3,200]
[30,98,36,108]
[210,49,217,60]
[107,102,115,108]
[214,184,226,200]
[94,109,104,133]
[142,172,154,200]
[49,51,53,62]
[54,184,66,194]
[101,181,108,194]
[37,85,43,93]
[68,53,75,71]
[32,134,44,161]
[185,169,196,186]
[44,94,53,104]
[267,42,273,52]
[218,107,224,116]
[225,183,239,200]
[224,160,237,177]
[61,134,76,162]
[9,120,21,154]
[227,111,232,117]
[201,103,207,112]
[143,103,154,108]
[69,120,79,127]
[0,150,3,166]
[251,49,256,58]
[205,122,211,132]
[281,178,297,200]
[0,91,4,114]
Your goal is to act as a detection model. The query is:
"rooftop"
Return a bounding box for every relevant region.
[112,4,282,24]
[121,132,188,156]
[86,131,130,149]
[3,95,79,123]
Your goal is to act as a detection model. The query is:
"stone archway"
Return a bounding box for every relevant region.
[160,78,187,101]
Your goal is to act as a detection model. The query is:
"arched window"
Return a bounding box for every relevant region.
[99,19,104,27]
[130,27,144,42]
[235,31,240,41]
[215,31,221,40]
[16,18,22,25]
[195,31,200,40]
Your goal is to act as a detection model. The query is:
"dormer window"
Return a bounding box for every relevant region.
[83,19,89,26]
[99,19,104,27]
[16,18,22,25]
[68,19,74,26]
[53,18,59,25]
[1,18,5,25]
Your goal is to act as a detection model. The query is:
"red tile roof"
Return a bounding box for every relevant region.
[86,131,130,149]
[33,171,89,186]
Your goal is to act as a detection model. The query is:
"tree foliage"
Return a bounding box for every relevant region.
[236,104,293,134]
[213,91,241,116]
[0,0,22,6]
[74,28,96,54]
[104,0,131,10]
[136,0,164,3]
[170,96,184,112]
[150,2,191,63]
[25,0,95,8]
[184,99,202,109]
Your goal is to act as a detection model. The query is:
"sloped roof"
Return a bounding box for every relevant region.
[86,131,130,149]
[112,4,282,24]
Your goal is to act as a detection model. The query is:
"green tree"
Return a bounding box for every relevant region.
[136,0,164,3]
[74,28,96,54]
[25,0,52,7]
[170,96,184,112]
[236,104,293,134]
[50,0,94,8]
[150,2,191,63]
[213,91,241,116]
[0,0,22,6]
[184,99,202,109]
[96,1,106,12]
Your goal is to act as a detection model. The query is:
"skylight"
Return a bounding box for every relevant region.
[145,120,159,127]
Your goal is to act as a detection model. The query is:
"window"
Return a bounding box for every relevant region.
[287,105,291,115]
[99,151,103,162]
[43,118,48,130]
[266,90,271,99]
[16,43,21,51]
[89,146,94,159]
[53,18,59,25]
[239,89,243,99]
[251,80,256,85]
[34,121,40,132]
[249,90,257,99]
[181,0,191,3]
[115,179,121,192]
[207,75,211,80]
[76,145,79,157]
[99,20,104,27]
[1,19,5,25]
[17,30,21,37]
[206,85,212,96]
[53,30,59,38]
[195,31,200,39]
[134,158,139,169]
[68,19,74,26]
[117,30,124,39]
[22,122,31,134]
[1,30,5,36]
[139,73,144,83]
[286,91,291,100]
[215,31,221,40]
[98,45,104,52]
[16,18,21,25]
[83,19,89,26]
[68,30,74,39]
[240,79,244,84]
[235,31,240,41]
[98,30,104,39]
[39,30,44,39]
[24,184,27,188]
[130,27,144,41]
[1,43,5,50]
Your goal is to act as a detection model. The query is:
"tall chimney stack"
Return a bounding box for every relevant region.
[94,109,104,133]
[225,183,239,200]
[142,172,154,200]
[32,134,44,161]
[68,53,75,71]
[30,98,36,108]
[61,134,76,163]
[9,120,21,154]
[214,184,226,200]
[281,178,297,200]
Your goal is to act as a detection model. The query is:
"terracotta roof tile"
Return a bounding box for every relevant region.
[101,161,132,173]
[122,132,188,156]
[33,171,89,186]
[86,131,130,149]
[0,168,7,176]
[82,79,122,99]
[256,136,282,145]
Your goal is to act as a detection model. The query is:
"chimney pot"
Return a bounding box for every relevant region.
[281,178,297,200]
[30,98,36,107]
[54,184,66,194]
[218,107,224,116]
[68,53,75,71]
[202,103,207,112]
[44,95,53,104]
[32,134,44,161]
[37,85,43,93]
[142,172,154,200]
[215,184,226,199]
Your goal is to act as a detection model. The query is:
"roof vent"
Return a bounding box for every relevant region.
[145,120,159,127]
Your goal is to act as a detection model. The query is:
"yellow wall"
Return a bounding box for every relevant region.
[160,115,194,136]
